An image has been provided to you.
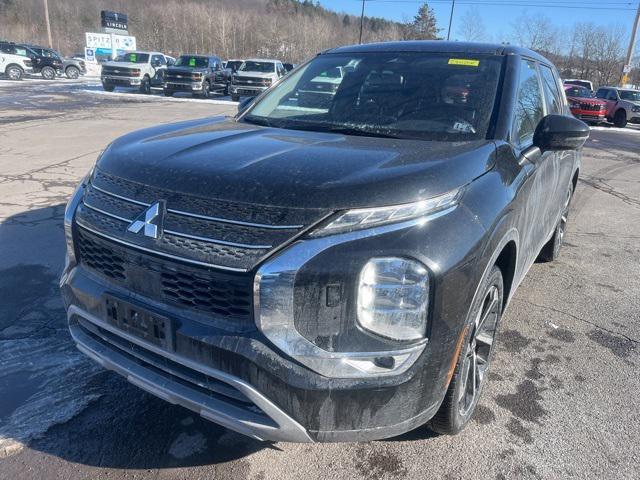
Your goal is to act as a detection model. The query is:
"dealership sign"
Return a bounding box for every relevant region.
[101,10,128,34]
[85,32,136,51]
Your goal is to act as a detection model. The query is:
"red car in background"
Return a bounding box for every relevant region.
[564,85,607,124]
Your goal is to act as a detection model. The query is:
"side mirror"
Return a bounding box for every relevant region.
[237,96,255,113]
[533,114,590,151]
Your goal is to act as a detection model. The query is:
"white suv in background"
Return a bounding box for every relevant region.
[0,42,34,80]
[230,58,286,101]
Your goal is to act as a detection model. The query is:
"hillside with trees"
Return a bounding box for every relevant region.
[0,0,438,62]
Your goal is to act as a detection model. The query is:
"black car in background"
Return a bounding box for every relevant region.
[224,59,244,73]
[283,62,295,73]
[15,43,63,79]
[163,55,231,98]
[61,42,588,443]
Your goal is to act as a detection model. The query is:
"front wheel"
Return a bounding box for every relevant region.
[102,83,115,92]
[231,93,240,102]
[6,65,23,80]
[430,266,504,435]
[139,76,151,94]
[41,66,56,80]
[613,109,627,128]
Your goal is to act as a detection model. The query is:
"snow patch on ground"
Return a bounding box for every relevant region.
[590,125,640,133]
[79,88,238,105]
[0,337,103,458]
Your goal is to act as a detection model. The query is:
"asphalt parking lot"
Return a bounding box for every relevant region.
[0,77,639,480]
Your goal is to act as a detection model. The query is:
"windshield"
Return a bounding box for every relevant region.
[565,80,591,90]
[242,52,503,141]
[565,86,593,99]
[115,53,149,63]
[175,56,208,68]
[619,90,640,102]
[240,61,275,73]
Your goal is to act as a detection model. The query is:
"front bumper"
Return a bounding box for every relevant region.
[164,81,203,92]
[102,76,141,86]
[570,109,607,122]
[231,85,268,96]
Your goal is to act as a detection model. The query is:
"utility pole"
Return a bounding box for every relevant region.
[43,0,53,48]
[446,0,456,41]
[359,0,365,44]
[621,2,640,86]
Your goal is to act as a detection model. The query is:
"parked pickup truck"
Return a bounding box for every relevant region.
[164,55,231,98]
[101,51,171,94]
[230,58,286,101]
[62,41,588,443]
[594,86,640,128]
[0,41,34,80]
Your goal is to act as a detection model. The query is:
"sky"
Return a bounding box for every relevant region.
[317,0,640,43]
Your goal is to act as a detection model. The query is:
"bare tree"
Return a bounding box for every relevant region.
[457,8,486,42]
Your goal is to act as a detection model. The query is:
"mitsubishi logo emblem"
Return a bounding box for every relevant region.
[127,202,163,239]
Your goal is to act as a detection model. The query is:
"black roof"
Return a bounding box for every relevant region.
[325,40,550,64]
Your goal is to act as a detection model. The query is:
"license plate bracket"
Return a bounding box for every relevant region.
[104,295,174,351]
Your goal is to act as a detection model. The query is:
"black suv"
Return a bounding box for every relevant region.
[61,42,588,443]
[163,55,231,98]
[25,44,86,79]
[16,43,63,79]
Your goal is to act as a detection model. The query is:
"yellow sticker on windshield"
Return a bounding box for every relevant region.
[448,58,479,67]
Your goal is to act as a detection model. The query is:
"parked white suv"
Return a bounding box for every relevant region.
[230,58,286,101]
[101,51,171,94]
[0,42,34,80]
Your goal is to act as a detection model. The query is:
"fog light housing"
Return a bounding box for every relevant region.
[357,257,429,341]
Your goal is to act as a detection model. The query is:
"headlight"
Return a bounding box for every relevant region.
[357,258,429,341]
[570,102,580,109]
[632,106,640,112]
[312,187,462,236]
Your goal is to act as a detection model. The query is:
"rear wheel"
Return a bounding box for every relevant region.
[65,66,80,79]
[539,186,573,262]
[613,109,627,128]
[41,66,56,80]
[430,266,504,435]
[6,65,23,81]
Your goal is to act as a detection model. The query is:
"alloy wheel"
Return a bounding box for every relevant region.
[8,66,22,80]
[458,284,500,416]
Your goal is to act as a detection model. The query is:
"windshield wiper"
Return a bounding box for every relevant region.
[326,125,403,139]
[242,115,272,127]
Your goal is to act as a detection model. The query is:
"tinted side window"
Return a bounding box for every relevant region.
[595,89,607,99]
[540,65,562,114]
[607,90,618,100]
[513,60,544,147]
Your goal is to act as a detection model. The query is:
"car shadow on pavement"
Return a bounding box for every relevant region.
[0,205,265,468]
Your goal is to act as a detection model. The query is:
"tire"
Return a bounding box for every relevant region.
[231,93,240,102]
[430,266,504,435]
[538,185,573,262]
[102,84,115,92]
[223,83,229,96]
[199,80,210,99]
[65,66,80,79]
[5,65,23,81]
[41,66,56,80]
[139,76,151,94]
[613,109,627,128]
[163,90,173,97]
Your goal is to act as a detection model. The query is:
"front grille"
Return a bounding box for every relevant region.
[579,103,605,111]
[234,76,270,87]
[166,72,201,82]
[74,168,330,323]
[76,229,254,324]
[102,66,138,77]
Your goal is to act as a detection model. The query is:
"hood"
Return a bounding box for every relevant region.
[102,61,143,68]
[97,117,496,210]
[567,96,606,105]
[235,71,275,79]
[167,66,208,74]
